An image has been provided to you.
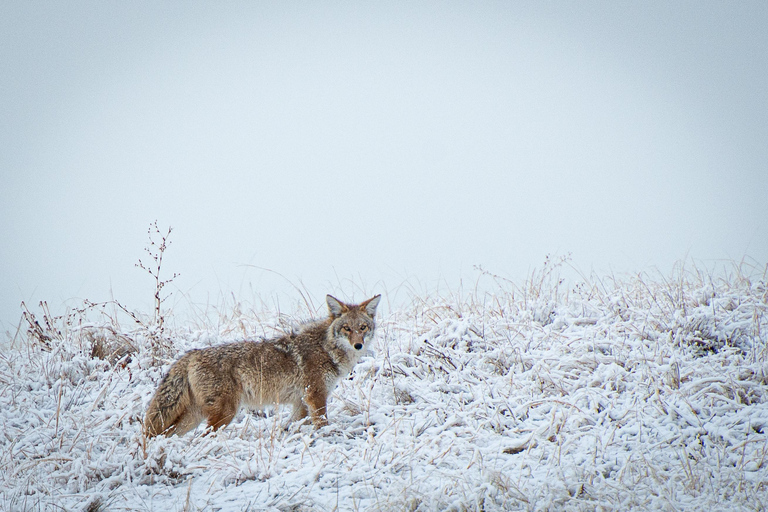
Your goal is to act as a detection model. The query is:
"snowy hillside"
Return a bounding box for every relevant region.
[2,261,767,511]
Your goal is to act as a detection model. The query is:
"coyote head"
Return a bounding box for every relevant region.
[327,294,381,351]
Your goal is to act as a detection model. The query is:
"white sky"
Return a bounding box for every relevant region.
[2,2,767,331]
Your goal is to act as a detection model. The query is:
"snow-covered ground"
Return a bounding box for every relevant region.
[2,262,767,511]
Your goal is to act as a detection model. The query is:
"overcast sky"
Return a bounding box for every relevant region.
[2,2,767,331]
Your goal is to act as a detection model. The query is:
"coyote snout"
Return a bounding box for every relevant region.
[143,294,381,437]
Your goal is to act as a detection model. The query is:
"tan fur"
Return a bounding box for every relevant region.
[144,294,381,437]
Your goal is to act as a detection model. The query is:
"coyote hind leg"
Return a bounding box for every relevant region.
[172,409,205,436]
[203,397,239,433]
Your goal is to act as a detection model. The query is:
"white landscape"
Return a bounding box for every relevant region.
[2,3,768,511]
[2,258,766,511]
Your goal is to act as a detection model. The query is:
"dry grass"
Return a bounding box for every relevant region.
[2,257,767,511]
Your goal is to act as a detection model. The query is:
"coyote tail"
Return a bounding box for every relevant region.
[143,364,191,437]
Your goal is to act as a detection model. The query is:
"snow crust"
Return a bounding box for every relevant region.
[2,266,767,511]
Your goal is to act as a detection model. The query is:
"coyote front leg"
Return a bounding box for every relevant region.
[303,380,329,428]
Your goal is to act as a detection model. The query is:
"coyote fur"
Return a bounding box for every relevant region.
[144,294,381,437]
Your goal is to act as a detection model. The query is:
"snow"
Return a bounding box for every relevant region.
[1,264,767,511]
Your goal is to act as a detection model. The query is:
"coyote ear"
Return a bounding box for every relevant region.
[360,294,381,317]
[326,295,347,317]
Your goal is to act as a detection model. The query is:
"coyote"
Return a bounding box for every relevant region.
[144,294,381,437]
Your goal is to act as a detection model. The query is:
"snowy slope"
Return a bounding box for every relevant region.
[1,263,767,511]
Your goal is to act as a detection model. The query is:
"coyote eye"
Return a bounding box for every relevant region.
[342,325,351,333]
[360,325,368,331]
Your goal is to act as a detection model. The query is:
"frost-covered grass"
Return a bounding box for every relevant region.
[2,261,767,511]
